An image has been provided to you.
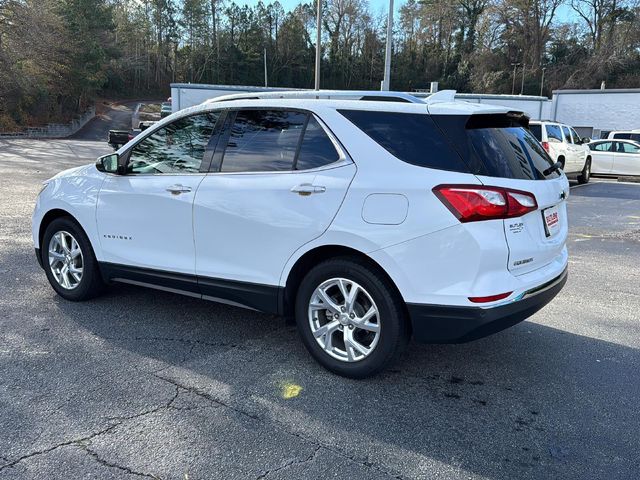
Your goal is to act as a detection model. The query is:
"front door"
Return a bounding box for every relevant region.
[194,109,356,311]
[591,141,615,174]
[97,112,220,280]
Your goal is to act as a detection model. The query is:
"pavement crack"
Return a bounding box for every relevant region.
[0,386,180,473]
[153,374,260,420]
[0,424,118,473]
[256,445,322,479]
[81,445,159,479]
[151,375,404,479]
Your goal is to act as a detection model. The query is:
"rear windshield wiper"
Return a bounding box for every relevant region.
[543,161,563,176]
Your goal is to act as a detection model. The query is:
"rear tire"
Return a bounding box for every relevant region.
[41,217,104,301]
[295,257,410,378]
[578,158,591,184]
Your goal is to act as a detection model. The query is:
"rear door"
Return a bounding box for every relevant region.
[561,125,580,173]
[544,124,564,164]
[590,141,615,173]
[193,109,356,308]
[613,142,640,175]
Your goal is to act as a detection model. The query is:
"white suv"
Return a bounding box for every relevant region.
[606,130,640,143]
[529,121,591,183]
[33,91,569,378]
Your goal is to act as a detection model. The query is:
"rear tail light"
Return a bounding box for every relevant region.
[433,185,538,222]
[541,141,550,153]
[469,292,513,303]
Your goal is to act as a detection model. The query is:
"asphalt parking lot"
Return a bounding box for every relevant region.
[0,114,639,478]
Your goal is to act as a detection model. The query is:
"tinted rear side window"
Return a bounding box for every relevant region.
[546,125,563,142]
[220,110,306,172]
[431,114,558,180]
[338,110,470,172]
[529,124,542,141]
[295,117,340,170]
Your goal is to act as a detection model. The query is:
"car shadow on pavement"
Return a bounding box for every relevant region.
[47,282,639,480]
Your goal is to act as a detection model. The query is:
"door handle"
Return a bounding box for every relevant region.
[291,183,326,196]
[166,184,192,195]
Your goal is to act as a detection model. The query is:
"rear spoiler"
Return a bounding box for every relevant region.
[465,111,530,130]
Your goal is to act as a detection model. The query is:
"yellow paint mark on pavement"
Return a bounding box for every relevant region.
[281,382,303,399]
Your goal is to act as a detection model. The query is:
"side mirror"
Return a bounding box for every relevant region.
[582,137,591,144]
[95,153,120,174]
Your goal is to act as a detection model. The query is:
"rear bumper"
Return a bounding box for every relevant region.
[407,267,567,343]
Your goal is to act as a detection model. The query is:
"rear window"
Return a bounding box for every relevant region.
[431,114,559,180]
[529,124,542,141]
[613,133,640,143]
[337,110,470,172]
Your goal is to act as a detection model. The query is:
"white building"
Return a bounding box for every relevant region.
[170,83,640,139]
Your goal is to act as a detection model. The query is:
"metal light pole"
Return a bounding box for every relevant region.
[263,48,268,87]
[381,0,394,91]
[314,0,321,91]
[511,63,520,95]
[520,63,526,95]
[540,67,546,97]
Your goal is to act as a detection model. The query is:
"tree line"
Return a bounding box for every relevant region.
[1,0,639,129]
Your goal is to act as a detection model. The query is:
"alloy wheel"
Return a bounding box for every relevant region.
[308,278,381,362]
[48,231,83,290]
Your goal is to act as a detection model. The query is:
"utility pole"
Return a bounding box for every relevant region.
[520,63,526,95]
[540,67,546,97]
[381,0,394,91]
[314,0,321,91]
[511,63,520,95]
[264,48,268,87]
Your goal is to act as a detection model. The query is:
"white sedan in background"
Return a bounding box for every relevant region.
[589,139,640,176]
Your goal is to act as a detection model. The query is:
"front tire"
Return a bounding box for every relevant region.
[41,217,104,301]
[578,157,591,184]
[295,257,410,378]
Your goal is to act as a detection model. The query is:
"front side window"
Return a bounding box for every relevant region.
[127,112,219,174]
[546,125,562,142]
[591,142,613,152]
[221,110,306,172]
[570,128,582,144]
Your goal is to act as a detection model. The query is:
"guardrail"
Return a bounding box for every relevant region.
[0,107,96,139]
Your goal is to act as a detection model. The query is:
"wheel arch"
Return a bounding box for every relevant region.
[38,208,78,251]
[281,244,407,321]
